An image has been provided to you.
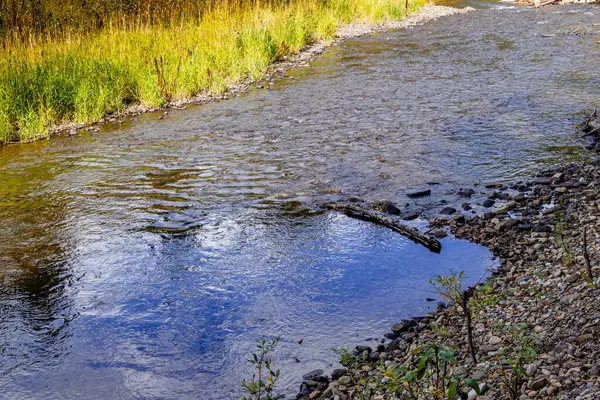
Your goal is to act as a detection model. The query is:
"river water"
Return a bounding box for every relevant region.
[1,2,600,399]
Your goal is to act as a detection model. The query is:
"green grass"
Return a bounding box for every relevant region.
[0,0,426,144]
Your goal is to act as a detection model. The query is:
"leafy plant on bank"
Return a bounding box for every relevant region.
[333,346,373,392]
[489,325,538,400]
[377,343,481,400]
[240,336,282,400]
[430,271,478,364]
[554,208,575,267]
[470,279,501,314]
[334,346,369,370]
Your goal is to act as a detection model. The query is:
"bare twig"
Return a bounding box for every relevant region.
[463,290,478,365]
[583,227,595,284]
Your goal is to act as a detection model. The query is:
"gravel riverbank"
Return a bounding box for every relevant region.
[296,160,600,399]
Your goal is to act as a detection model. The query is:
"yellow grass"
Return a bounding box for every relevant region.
[0,0,425,144]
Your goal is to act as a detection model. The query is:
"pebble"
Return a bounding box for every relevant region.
[440,206,457,215]
[489,336,502,346]
[407,189,431,198]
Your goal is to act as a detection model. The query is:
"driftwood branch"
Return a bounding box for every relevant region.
[327,203,442,253]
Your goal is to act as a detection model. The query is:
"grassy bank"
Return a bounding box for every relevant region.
[0,0,425,144]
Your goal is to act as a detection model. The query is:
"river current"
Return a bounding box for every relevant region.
[1,2,599,399]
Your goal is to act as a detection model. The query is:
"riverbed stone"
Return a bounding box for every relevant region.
[483,199,495,208]
[440,206,457,215]
[331,368,347,381]
[489,336,502,346]
[529,377,549,391]
[433,229,448,238]
[458,188,475,197]
[407,189,431,198]
[303,369,325,380]
[391,320,415,334]
[377,200,401,215]
[402,211,420,220]
[355,345,372,354]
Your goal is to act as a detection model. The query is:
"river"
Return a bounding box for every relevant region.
[0,2,599,399]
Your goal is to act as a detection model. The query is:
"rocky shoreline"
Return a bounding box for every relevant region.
[42,5,472,141]
[296,149,600,397]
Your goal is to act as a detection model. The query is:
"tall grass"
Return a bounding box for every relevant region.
[0,0,425,144]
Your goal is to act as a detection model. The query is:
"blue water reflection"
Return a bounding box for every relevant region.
[1,211,494,399]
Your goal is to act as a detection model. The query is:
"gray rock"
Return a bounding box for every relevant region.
[514,193,526,202]
[346,196,364,203]
[528,377,548,391]
[517,223,532,231]
[452,366,469,377]
[501,219,518,229]
[407,189,431,198]
[534,177,552,185]
[433,230,448,238]
[485,183,504,189]
[391,320,416,334]
[489,336,502,345]
[355,345,372,354]
[331,368,347,381]
[483,198,496,208]
[303,369,324,381]
[298,382,312,397]
[402,211,420,220]
[402,333,417,342]
[458,188,475,197]
[532,224,552,233]
[377,200,401,215]
[440,206,457,215]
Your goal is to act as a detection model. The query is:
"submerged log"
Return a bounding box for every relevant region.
[327,203,442,253]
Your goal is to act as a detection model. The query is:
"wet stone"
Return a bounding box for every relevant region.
[458,188,475,197]
[483,199,496,208]
[407,189,431,198]
[440,206,457,215]
[402,211,419,220]
[331,368,347,381]
[377,200,401,215]
[391,320,416,334]
[303,369,325,381]
[355,345,372,354]
[534,177,552,185]
[433,230,448,238]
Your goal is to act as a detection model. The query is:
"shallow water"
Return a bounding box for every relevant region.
[1,2,600,399]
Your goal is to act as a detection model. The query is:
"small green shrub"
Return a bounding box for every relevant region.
[490,325,538,400]
[378,343,481,400]
[240,337,281,400]
[430,271,478,364]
